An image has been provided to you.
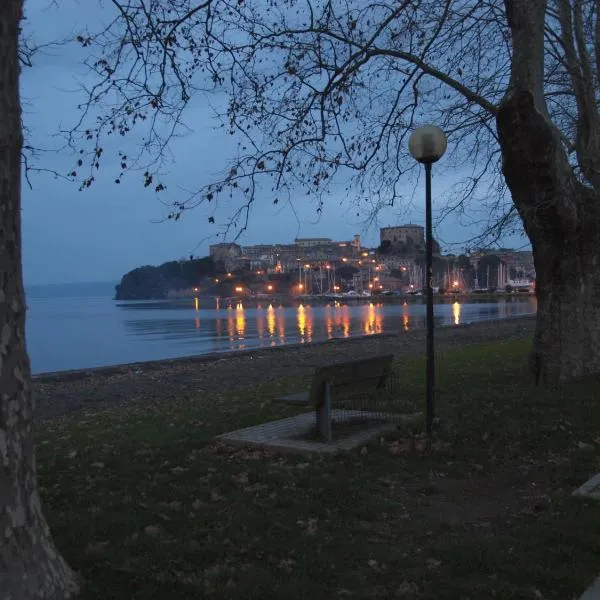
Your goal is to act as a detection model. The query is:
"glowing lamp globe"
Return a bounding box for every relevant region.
[408,125,448,164]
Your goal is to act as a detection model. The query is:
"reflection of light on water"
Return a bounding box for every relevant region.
[453,301,461,325]
[236,302,245,337]
[327,304,351,337]
[193,297,200,329]
[402,302,409,331]
[342,305,350,338]
[297,304,306,340]
[227,312,235,342]
[277,306,285,342]
[364,303,376,334]
[267,304,276,338]
[306,305,313,342]
[362,302,383,335]
[256,305,264,339]
[296,304,314,343]
[325,304,333,339]
[215,297,220,311]
[375,303,383,333]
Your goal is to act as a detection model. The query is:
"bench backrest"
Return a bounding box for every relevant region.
[307,354,394,405]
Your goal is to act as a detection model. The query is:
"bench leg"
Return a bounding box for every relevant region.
[316,383,332,442]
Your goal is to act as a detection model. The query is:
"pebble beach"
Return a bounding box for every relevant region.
[33,315,536,420]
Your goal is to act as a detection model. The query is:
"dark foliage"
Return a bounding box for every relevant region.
[115,256,216,299]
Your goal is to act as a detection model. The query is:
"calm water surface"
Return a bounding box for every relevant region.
[25,295,537,374]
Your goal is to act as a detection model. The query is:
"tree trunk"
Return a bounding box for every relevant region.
[530,239,600,383]
[499,0,600,383]
[0,2,80,598]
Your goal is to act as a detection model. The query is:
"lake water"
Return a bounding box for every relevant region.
[25,292,537,374]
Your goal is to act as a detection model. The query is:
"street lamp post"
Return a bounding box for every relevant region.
[408,125,447,440]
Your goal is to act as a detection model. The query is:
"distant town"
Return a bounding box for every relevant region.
[116,225,535,300]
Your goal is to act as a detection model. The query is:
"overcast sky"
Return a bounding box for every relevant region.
[20,0,527,286]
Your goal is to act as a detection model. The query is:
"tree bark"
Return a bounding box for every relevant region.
[0,2,80,598]
[499,0,600,383]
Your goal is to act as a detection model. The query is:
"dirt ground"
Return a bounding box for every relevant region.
[33,315,535,420]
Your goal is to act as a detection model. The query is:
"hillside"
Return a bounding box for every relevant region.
[115,257,216,300]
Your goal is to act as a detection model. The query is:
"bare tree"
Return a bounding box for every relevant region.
[0,1,80,598]
[68,0,600,383]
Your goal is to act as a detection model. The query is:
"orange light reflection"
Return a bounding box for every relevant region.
[277,306,285,342]
[453,301,460,325]
[236,302,245,337]
[267,304,276,340]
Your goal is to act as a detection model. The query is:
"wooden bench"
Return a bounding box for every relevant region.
[278,354,395,443]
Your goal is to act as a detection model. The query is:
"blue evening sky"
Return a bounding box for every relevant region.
[20,0,527,285]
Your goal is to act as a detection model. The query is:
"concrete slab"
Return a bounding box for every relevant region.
[216,410,420,454]
[579,575,600,599]
[573,475,600,599]
[572,473,600,500]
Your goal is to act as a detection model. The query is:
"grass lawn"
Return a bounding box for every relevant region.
[36,338,600,599]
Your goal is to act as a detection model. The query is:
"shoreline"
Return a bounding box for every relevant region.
[116,292,535,306]
[32,313,535,382]
[33,315,536,421]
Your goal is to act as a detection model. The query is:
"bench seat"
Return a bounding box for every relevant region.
[278,392,311,405]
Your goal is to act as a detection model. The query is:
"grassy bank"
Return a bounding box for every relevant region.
[36,337,600,599]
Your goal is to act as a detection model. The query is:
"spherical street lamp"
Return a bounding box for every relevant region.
[408,125,447,164]
[408,125,447,442]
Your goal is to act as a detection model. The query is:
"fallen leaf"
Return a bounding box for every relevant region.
[306,518,318,535]
[192,499,204,511]
[388,440,406,454]
[396,582,420,596]
[232,472,249,484]
[578,441,595,451]
[360,446,368,456]
[84,541,110,556]
[277,558,296,571]
[210,490,223,502]
[67,450,78,459]
[414,438,428,453]
[426,558,442,570]
[144,525,162,536]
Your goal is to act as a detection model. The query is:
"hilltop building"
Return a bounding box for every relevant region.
[208,243,242,271]
[380,225,425,250]
[294,237,333,247]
